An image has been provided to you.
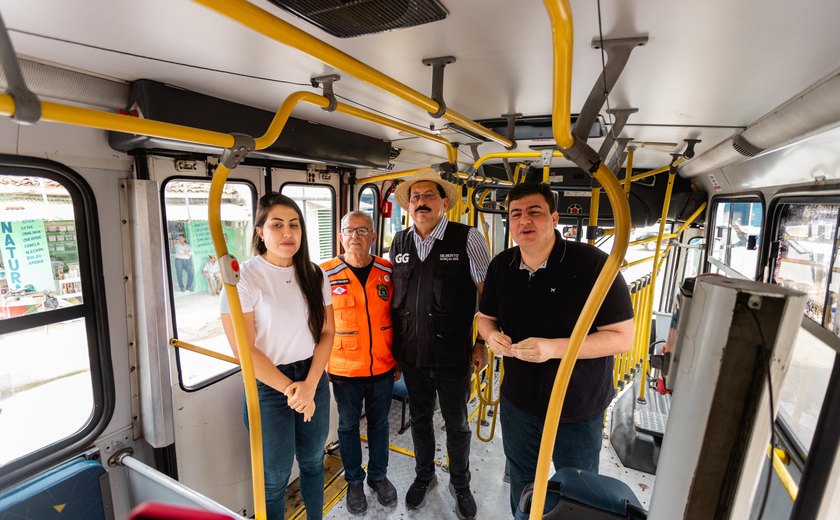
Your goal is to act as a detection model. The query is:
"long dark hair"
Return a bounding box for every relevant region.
[252,193,326,343]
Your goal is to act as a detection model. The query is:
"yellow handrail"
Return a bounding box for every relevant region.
[169,338,240,365]
[623,149,634,195]
[472,151,565,172]
[210,164,267,520]
[768,447,799,501]
[192,0,513,148]
[0,94,234,148]
[530,2,630,516]
[588,186,600,246]
[543,0,574,150]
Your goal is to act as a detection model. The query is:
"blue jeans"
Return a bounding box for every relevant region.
[175,257,194,291]
[500,393,603,515]
[243,358,330,520]
[402,364,473,488]
[331,374,395,484]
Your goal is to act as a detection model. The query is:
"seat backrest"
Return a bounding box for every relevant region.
[0,457,108,520]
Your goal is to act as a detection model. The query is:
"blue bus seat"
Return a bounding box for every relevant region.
[0,457,108,520]
[515,467,647,520]
[392,374,410,434]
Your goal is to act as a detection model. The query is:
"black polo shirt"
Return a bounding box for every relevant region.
[479,231,634,421]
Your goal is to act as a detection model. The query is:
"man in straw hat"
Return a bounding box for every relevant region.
[389,168,491,519]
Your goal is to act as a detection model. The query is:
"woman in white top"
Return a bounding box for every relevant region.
[221,193,334,520]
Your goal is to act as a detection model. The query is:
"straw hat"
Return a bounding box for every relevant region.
[394,168,460,210]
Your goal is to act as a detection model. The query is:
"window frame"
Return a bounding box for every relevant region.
[766,195,840,331]
[764,194,840,485]
[706,194,765,280]
[160,176,258,392]
[0,154,113,489]
[279,181,337,262]
[356,183,381,256]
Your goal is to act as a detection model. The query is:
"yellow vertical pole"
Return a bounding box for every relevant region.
[624,149,634,196]
[209,165,267,520]
[588,187,600,246]
[542,165,550,183]
[639,168,675,402]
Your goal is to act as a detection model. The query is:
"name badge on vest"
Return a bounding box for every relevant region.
[330,279,350,286]
[439,253,460,261]
[377,284,389,301]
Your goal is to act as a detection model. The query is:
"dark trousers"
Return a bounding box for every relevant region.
[331,375,395,484]
[500,393,603,515]
[402,363,472,489]
[244,358,330,520]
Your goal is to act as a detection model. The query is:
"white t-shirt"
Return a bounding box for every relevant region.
[220,255,332,365]
[175,242,192,260]
[203,261,220,277]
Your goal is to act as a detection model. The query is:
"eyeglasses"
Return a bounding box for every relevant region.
[409,191,440,203]
[341,227,372,237]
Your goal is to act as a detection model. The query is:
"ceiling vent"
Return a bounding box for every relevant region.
[731,134,764,157]
[267,0,449,38]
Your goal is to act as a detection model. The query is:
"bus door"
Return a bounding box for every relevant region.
[150,156,264,515]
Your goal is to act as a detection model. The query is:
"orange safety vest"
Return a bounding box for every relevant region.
[321,255,396,378]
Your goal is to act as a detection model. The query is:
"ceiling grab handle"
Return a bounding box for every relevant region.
[530,1,632,518]
[191,0,513,148]
[0,11,40,124]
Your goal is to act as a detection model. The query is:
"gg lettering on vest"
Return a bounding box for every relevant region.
[394,253,410,264]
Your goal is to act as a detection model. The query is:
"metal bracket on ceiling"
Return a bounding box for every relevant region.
[560,137,602,175]
[220,133,255,170]
[598,108,638,161]
[501,112,521,150]
[0,12,41,124]
[311,74,340,112]
[572,36,648,142]
[607,136,633,173]
[682,138,702,159]
[422,56,456,118]
[669,153,682,174]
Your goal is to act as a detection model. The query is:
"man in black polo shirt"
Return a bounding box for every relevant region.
[476,182,634,514]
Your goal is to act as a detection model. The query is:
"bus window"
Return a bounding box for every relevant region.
[709,199,763,278]
[777,326,834,454]
[357,185,379,222]
[771,202,839,326]
[281,184,335,264]
[0,168,108,470]
[163,180,255,388]
[381,192,405,255]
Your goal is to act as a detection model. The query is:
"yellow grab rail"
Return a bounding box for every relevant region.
[623,149,634,195]
[210,164,267,520]
[637,170,675,402]
[0,94,234,148]
[530,2,630,516]
[544,0,574,150]
[531,160,630,518]
[768,446,799,501]
[193,0,512,148]
[472,151,564,173]
[169,338,240,365]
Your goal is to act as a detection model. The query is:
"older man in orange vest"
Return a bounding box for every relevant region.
[321,210,398,514]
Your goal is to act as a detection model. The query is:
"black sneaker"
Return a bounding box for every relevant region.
[405,476,437,509]
[449,483,477,520]
[367,477,398,506]
[345,482,367,514]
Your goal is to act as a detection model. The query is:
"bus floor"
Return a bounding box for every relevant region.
[284,384,654,519]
